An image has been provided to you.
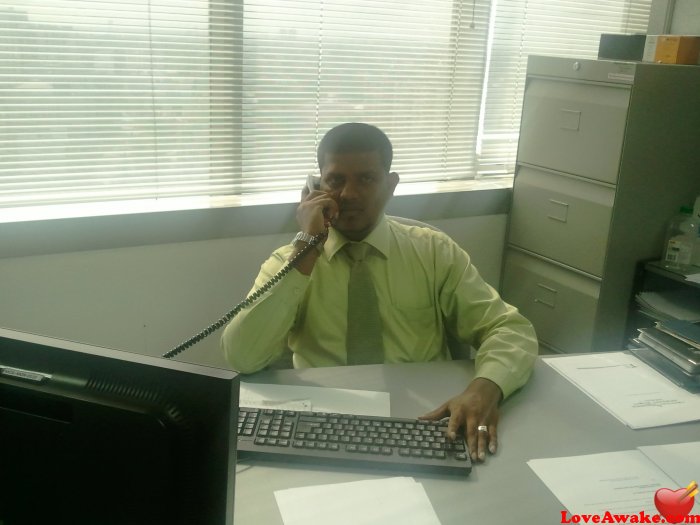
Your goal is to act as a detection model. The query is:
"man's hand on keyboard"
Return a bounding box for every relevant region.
[419,377,503,463]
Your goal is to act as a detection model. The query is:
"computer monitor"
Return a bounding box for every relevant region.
[0,327,239,525]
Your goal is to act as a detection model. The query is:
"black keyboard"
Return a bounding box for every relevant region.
[237,407,472,476]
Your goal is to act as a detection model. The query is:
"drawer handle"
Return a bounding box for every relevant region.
[534,283,557,308]
[559,108,581,131]
[534,298,555,308]
[547,199,569,223]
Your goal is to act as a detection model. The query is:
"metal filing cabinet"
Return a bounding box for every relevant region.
[501,56,700,354]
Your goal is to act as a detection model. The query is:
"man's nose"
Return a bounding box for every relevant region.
[339,180,361,200]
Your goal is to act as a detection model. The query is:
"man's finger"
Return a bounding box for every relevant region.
[466,419,478,461]
[418,403,448,421]
[488,423,498,454]
[446,408,464,441]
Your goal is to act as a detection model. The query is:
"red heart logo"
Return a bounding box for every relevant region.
[654,487,695,523]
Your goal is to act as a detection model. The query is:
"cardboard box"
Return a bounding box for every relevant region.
[642,35,658,62]
[643,35,700,64]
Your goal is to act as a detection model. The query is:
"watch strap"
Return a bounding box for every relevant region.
[293,231,324,251]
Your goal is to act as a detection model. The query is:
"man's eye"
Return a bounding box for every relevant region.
[362,175,375,183]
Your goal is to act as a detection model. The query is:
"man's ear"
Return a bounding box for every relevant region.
[387,171,399,194]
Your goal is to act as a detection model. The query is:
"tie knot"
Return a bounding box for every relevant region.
[345,242,370,262]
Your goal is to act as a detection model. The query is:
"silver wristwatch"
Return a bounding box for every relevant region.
[293,231,323,251]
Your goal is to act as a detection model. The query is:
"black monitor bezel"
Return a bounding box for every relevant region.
[0,327,239,525]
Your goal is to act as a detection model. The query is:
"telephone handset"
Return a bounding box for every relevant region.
[162,175,327,360]
[307,174,321,191]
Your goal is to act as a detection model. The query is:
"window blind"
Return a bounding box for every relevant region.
[477,0,652,175]
[0,0,652,215]
[0,0,240,209]
[241,0,491,191]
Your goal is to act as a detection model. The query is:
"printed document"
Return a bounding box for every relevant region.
[528,450,674,515]
[274,477,441,525]
[638,441,700,488]
[543,352,700,428]
[240,382,391,416]
[529,442,700,516]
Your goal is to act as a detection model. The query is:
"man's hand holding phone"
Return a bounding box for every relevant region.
[298,175,339,235]
[290,175,338,275]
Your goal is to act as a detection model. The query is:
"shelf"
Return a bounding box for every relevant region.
[645,261,700,290]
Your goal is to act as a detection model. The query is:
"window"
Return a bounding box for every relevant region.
[0,0,650,218]
[241,0,491,190]
[478,0,652,174]
[1,1,239,213]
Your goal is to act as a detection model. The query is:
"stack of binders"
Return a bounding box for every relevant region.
[632,319,700,391]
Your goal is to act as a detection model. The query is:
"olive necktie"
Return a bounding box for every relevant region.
[345,242,384,365]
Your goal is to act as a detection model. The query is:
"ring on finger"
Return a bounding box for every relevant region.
[477,425,488,433]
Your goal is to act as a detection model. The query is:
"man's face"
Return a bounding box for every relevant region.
[320,150,398,241]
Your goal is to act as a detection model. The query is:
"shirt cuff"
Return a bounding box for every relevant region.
[474,359,534,400]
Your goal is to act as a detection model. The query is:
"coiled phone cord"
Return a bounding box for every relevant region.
[162,231,328,359]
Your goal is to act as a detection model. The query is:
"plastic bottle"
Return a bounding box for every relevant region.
[663,205,697,271]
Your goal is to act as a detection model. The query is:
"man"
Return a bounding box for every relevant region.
[222,123,537,462]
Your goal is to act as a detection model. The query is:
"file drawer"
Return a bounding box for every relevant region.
[501,249,600,353]
[517,77,630,184]
[508,166,614,277]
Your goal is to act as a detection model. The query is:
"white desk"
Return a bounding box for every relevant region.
[233,357,700,524]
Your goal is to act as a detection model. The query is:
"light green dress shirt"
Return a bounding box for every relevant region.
[221,215,538,399]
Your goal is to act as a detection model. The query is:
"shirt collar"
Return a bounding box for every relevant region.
[324,214,390,260]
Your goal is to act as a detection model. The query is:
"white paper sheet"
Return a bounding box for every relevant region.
[636,290,700,322]
[528,450,676,515]
[544,352,700,428]
[274,477,441,525]
[686,273,700,284]
[638,441,700,489]
[240,382,391,416]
